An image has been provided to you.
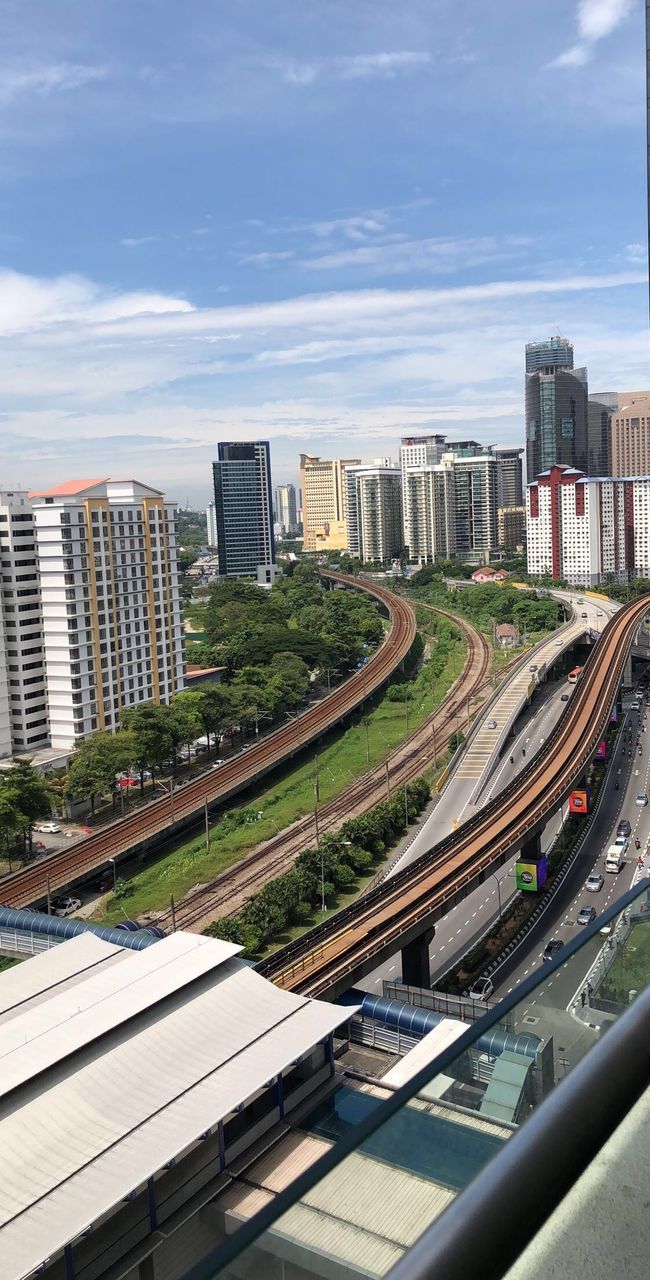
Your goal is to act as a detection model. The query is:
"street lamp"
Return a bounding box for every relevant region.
[108,857,117,891]
[489,868,514,920]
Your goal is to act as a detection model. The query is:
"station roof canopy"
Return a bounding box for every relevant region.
[0,931,354,1280]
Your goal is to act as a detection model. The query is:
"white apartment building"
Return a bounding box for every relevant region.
[402,447,499,567]
[30,479,184,751]
[399,434,446,555]
[344,466,403,562]
[206,501,218,548]
[526,464,648,586]
[0,490,49,758]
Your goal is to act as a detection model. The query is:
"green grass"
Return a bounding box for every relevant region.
[600,923,650,1003]
[96,641,461,926]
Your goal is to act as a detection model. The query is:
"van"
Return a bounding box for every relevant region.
[605,846,622,873]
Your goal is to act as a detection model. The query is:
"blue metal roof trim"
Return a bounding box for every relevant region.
[0,906,160,950]
[338,990,541,1061]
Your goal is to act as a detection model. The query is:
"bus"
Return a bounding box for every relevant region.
[568,666,583,684]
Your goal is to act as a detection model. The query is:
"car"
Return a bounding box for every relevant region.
[636,793,648,806]
[468,976,494,1001]
[614,834,629,850]
[585,873,604,893]
[487,719,497,729]
[581,612,588,618]
[599,922,613,937]
[38,822,61,834]
[597,610,603,617]
[52,896,81,917]
[576,905,597,926]
[33,840,46,852]
[577,598,584,604]
[561,693,570,702]
[555,639,562,646]
[529,664,538,673]
[93,871,114,893]
[617,819,632,836]
[542,939,564,962]
[211,760,225,769]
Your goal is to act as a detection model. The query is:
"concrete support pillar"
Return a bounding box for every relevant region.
[139,1256,155,1280]
[520,831,541,862]
[401,928,435,988]
[623,653,633,689]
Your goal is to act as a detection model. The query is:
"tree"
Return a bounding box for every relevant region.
[0,758,52,855]
[65,731,135,815]
[121,703,175,784]
[169,692,204,759]
[197,685,235,751]
[0,790,26,865]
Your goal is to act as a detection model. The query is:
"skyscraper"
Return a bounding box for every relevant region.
[494,447,524,507]
[344,466,403,563]
[300,454,361,551]
[587,398,613,477]
[403,445,499,566]
[399,434,447,557]
[206,500,218,548]
[525,336,574,373]
[0,490,49,757]
[525,338,588,481]
[274,483,298,534]
[610,395,650,475]
[212,442,276,581]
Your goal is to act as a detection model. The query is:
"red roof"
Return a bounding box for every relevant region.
[29,478,108,498]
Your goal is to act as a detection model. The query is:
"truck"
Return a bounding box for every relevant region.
[605,846,622,874]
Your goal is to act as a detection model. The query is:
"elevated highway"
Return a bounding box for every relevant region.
[259,592,650,999]
[0,572,416,909]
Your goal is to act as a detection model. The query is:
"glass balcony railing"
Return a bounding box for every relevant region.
[183,878,650,1280]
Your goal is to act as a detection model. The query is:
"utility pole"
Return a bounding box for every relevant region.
[404,783,409,827]
[170,894,177,932]
[170,779,175,823]
[204,798,210,851]
[431,724,437,767]
[405,696,410,734]
[385,759,391,799]
[364,717,370,764]
[46,874,51,915]
[314,753,320,803]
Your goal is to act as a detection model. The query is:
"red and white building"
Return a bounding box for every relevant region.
[526,464,650,586]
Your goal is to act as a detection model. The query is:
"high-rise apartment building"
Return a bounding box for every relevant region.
[526,463,650,586]
[399,434,447,556]
[498,506,526,552]
[212,442,276,581]
[344,466,403,563]
[404,446,499,566]
[610,395,650,476]
[206,501,218,548]
[0,490,49,758]
[494,447,524,508]
[525,338,588,482]
[274,483,298,534]
[300,454,361,552]
[30,479,184,751]
[525,336,574,373]
[587,398,613,477]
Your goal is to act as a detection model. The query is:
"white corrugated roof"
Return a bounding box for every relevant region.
[382,1018,467,1098]
[0,932,124,1019]
[0,933,357,1280]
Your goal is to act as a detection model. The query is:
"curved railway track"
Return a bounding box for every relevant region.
[154,606,491,931]
[1,572,416,909]
[260,592,650,997]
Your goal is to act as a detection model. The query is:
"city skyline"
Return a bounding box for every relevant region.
[0,1,647,502]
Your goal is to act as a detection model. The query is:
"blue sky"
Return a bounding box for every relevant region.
[0,0,648,504]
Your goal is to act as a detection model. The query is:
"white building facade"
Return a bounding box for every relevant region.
[355,467,403,563]
[0,490,49,758]
[206,501,218,548]
[31,478,184,750]
[401,447,499,567]
[526,464,646,586]
[399,434,447,557]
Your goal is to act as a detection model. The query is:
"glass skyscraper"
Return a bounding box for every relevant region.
[525,338,588,482]
[212,441,276,579]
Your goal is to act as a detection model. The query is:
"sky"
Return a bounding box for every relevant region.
[0,0,648,506]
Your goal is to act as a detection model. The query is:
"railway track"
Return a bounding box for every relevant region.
[1,572,416,909]
[260,593,650,997]
[154,607,491,932]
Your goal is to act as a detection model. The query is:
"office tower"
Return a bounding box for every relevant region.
[274,483,298,534]
[610,395,650,475]
[494,447,524,508]
[399,434,447,556]
[212,442,276,581]
[300,454,361,552]
[30,479,184,751]
[0,490,49,758]
[206,501,218,548]
[525,338,588,481]
[498,506,526,552]
[344,466,403,563]
[526,464,650,585]
[525,336,574,373]
[587,399,612,477]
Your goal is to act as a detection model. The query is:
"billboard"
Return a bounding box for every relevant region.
[610,706,618,724]
[516,857,548,893]
[569,789,590,814]
[594,739,608,762]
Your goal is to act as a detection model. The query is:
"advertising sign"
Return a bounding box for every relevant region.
[594,739,608,762]
[610,706,618,724]
[569,789,590,815]
[516,856,548,893]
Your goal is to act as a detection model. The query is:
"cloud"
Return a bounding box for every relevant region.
[0,62,107,103]
[548,0,634,68]
[238,250,294,266]
[272,50,431,85]
[300,234,530,275]
[121,236,159,248]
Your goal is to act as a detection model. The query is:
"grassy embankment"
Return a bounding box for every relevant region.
[97,618,464,925]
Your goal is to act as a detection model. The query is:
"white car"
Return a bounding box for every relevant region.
[636,793,648,807]
[38,822,61,834]
[555,639,562,646]
[52,896,81,917]
[487,719,497,729]
[468,976,494,1002]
